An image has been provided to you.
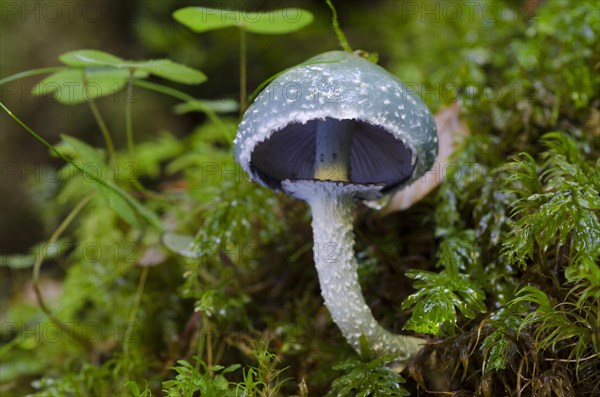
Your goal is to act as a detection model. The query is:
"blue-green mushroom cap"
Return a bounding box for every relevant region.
[234,51,438,196]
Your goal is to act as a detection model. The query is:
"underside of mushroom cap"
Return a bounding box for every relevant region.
[251,118,416,193]
[234,51,438,195]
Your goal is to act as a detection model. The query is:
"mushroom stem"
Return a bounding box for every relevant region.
[282,179,422,362]
[314,118,355,182]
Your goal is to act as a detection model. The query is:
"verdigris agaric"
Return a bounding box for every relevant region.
[234,51,438,362]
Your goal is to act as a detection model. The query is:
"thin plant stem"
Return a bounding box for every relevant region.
[0,102,163,231]
[239,27,248,115]
[124,265,150,357]
[325,0,353,52]
[33,193,95,352]
[214,342,225,367]
[193,316,213,377]
[125,70,135,155]
[0,66,66,85]
[206,320,213,378]
[135,80,194,102]
[88,101,117,163]
[204,107,234,143]
[82,71,117,163]
[196,314,205,371]
[135,80,233,143]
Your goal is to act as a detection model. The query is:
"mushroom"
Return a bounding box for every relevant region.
[234,51,438,361]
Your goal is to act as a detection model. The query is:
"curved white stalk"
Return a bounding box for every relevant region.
[283,179,423,361]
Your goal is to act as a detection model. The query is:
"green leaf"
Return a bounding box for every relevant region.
[0,253,36,269]
[32,68,131,104]
[59,134,105,167]
[480,316,521,374]
[173,7,313,34]
[161,232,198,258]
[0,239,68,269]
[326,355,409,397]
[502,132,600,269]
[133,59,206,84]
[173,7,239,33]
[59,49,124,67]
[54,134,162,229]
[221,364,241,374]
[59,50,207,84]
[402,270,486,336]
[124,380,152,397]
[404,288,456,335]
[107,181,162,230]
[242,8,314,34]
[34,50,206,103]
[436,229,477,273]
[509,285,597,369]
[174,99,239,114]
[96,184,138,227]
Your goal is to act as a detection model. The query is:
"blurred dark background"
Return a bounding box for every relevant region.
[0,0,364,253]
